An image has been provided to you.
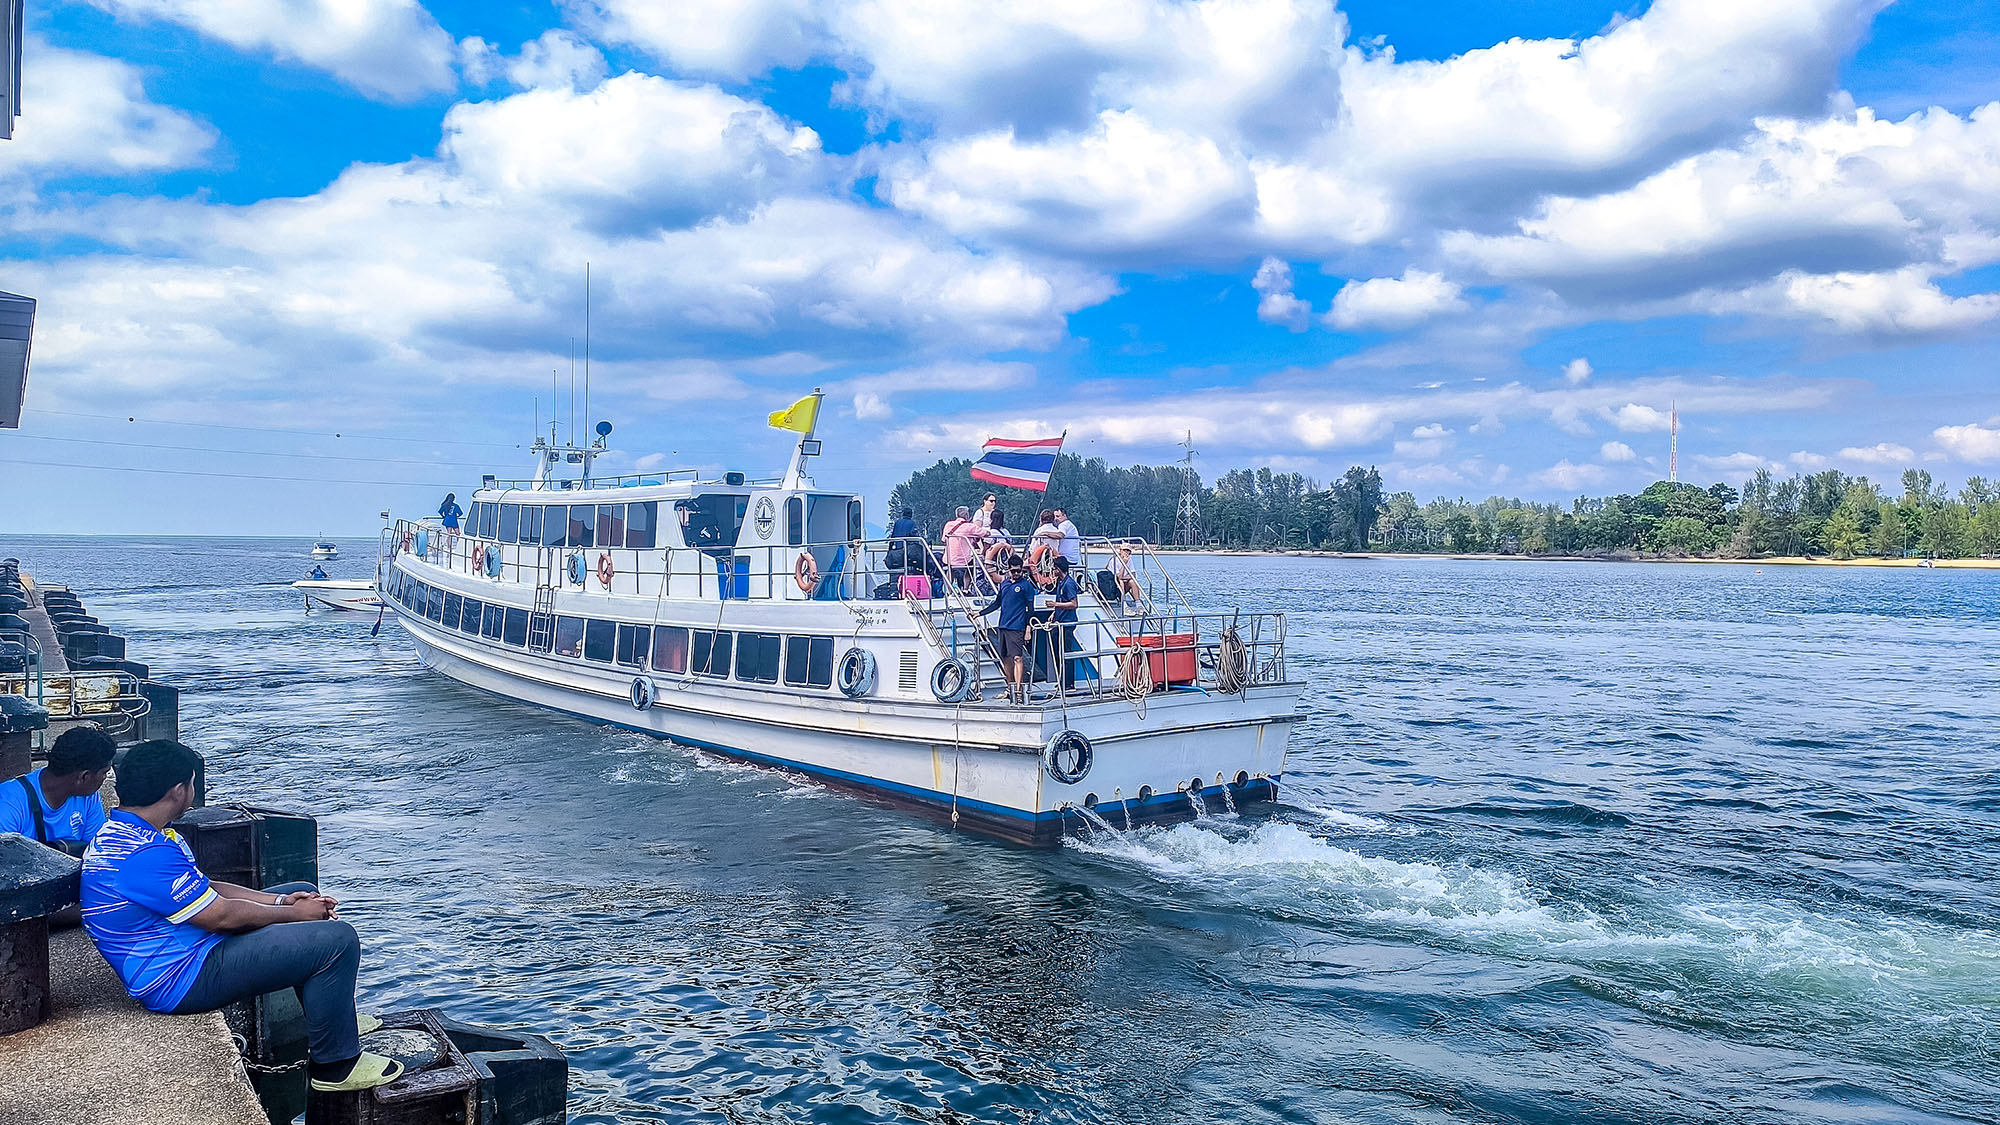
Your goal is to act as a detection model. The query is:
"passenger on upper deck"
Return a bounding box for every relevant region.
[942,506,980,593]
[1028,509,1061,570]
[438,493,462,547]
[1108,544,1148,611]
[980,508,1012,567]
[888,507,920,573]
[1053,508,1082,566]
[973,493,999,532]
[81,740,403,1093]
[309,564,328,581]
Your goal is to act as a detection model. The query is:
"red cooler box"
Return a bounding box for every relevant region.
[1115,632,1198,687]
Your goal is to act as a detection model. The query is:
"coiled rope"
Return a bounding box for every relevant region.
[1216,625,1250,696]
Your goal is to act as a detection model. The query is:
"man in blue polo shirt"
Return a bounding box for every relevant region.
[82,739,402,1093]
[0,725,114,858]
[977,560,1039,704]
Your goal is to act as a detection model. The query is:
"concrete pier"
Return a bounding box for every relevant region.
[1,930,264,1125]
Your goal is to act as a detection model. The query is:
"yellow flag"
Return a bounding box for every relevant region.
[768,394,819,434]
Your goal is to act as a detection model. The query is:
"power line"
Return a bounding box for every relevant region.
[2,432,501,469]
[23,408,524,450]
[0,455,458,488]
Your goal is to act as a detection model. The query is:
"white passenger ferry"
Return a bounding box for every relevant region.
[378,396,1302,845]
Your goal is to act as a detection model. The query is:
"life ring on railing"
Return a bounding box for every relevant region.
[413,529,429,558]
[566,551,586,585]
[793,552,819,594]
[629,676,655,711]
[1043,729,1093,785]
[596,552,615,589]
[482,544,502,578]
[929,657,972,704]
[836,648,877,698]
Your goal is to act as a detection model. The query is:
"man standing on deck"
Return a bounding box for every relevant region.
[438,493,463,548]
[81,740,404,1093]
[0,724,113,858]
[1046,557,1082,692]
[1052,508,1082,567]
[977,561,1039,704]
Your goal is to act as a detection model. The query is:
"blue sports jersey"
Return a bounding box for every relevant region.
[81,811,224,1012]
[0,768,107,848]
[439,500,463,529]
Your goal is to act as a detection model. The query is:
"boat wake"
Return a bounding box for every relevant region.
[1065,818,2000,1063]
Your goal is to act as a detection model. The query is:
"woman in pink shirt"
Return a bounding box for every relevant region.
[941,505,980,593]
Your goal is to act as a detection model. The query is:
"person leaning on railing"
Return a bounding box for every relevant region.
[941,506,980,594]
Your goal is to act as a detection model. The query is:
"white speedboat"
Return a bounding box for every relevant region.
[293,578,381,612]
[310,540,340,559]
[377,396,1302,846]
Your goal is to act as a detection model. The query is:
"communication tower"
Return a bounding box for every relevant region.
[1174,431,1201,547]
[1669,400,1678,484]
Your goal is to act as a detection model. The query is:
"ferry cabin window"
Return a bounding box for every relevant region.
[785,497,804,546]
[651,626,689,674]
[482,604,504,640]
[519,505,542,545]
[736,632,781,684]
[847,500,863,543]
[615,624,651,668]
[426,587,446,623]
[553,616,584,658]
[784,636,834,688]
[478,503,497,540]
[542,505,566,548]
[458,598,483,635]
[691,630,732,678]
[677,495,746,552]
[498,504,520,543]
[503,608,530,647]
[568,505,594,550]
[583,619,615,663]
[596,504,625,549]
[625,502,656,550]
[442,592,463,629]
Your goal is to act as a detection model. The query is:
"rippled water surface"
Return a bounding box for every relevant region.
[7,537,1999,1124]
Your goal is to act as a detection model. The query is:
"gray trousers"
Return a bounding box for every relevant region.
[170,882,362,1063]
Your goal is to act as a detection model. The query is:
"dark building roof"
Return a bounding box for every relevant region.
[0,290,32,429]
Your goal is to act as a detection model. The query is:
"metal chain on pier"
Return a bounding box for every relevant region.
[231,1032,309,1075]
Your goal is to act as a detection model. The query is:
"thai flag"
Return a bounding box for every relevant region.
[971,435,1065,492]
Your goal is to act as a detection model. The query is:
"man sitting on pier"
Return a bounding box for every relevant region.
[81,740,403,1093]
[1,724,113,858]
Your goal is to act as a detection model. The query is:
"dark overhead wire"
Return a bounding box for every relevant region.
[2,432,500,469]
[0,455,457,488]
[23,408,525,450]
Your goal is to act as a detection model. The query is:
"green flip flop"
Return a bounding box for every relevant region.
[357,1013,382,1035]
[309,1052,405,1093]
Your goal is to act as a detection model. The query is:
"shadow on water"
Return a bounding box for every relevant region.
[5,537,1999,1124]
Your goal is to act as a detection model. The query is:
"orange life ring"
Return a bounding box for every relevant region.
[793,552,819,593]
[596,552,615,588]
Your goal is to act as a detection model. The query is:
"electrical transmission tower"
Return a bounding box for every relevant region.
[1669,400,1679,484]
[1174,431,1202,547]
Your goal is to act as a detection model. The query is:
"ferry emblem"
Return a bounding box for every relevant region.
[754,496,776,539]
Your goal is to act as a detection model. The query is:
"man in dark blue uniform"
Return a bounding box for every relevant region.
[977,561,1039,704]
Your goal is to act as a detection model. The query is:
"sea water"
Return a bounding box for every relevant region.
[6,536,1997,1124]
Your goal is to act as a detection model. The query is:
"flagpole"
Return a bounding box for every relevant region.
[780,387,824,489]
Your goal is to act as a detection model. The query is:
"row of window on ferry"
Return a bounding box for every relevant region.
[464,500,662,551]
[389,566,836,688]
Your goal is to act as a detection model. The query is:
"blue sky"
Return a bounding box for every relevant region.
[3,0,1998,535]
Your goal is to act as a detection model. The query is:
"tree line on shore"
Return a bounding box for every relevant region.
[888,456,2000,559]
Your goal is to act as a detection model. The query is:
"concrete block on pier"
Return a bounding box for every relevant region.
[0,835,80,1036]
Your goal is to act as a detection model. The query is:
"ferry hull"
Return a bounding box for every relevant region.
[400,615,1294,847]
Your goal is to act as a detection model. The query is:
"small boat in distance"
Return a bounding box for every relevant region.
[293,577,382,612]
[310,540,340,559]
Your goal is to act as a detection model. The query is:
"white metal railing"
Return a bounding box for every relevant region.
[380,521,1291,706]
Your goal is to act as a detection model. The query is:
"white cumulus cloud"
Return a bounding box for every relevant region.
[1934,423,2000,463]
[1250,257,1309,330]
[1327,269,1465,331]
[1600,440,1637,462]
[4,40,215,180]
[84,0,459,102]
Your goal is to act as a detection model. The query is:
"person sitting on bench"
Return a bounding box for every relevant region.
[81,739,404,1093]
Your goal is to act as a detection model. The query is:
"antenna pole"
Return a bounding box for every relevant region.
[584,262,591,441]
[1670,400,1679,484]
[568,338,576,444]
